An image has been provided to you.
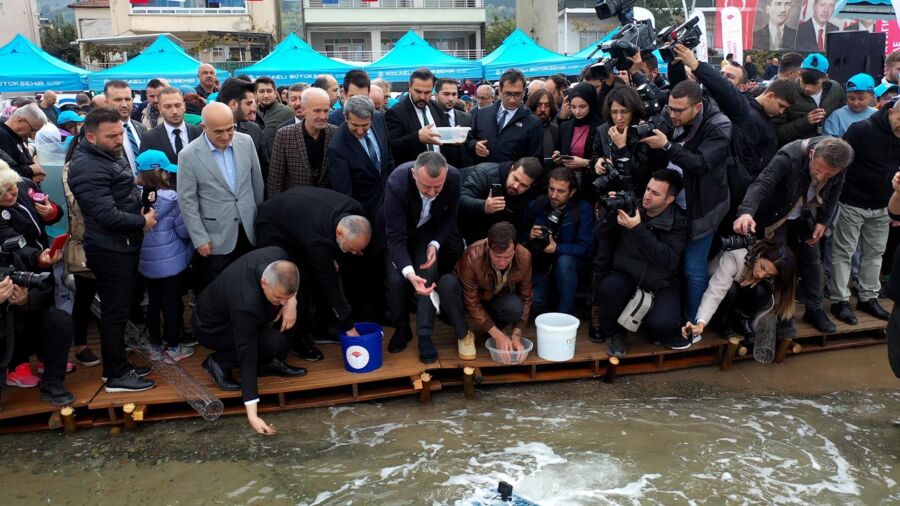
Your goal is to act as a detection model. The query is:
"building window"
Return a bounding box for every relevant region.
[324,38,366,60]
[211,46,227,60]
[578,30,602,50]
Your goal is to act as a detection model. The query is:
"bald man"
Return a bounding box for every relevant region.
[178,102,264,283]
[195,63,219,99]
[91,94,107,109]
[369,86,386,112]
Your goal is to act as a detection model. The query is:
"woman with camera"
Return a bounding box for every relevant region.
[683,240,797,362]
[0,161,74,405]
[587,85,653,201]
[552,83,603,184]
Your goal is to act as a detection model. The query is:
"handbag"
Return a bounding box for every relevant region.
[617,288,655,332]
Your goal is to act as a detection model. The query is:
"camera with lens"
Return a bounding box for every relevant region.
[530,209,563,254]
[720,233,756,252]
[628,115,665,141]
[588,1,656,79]
[656,16,703,63]
[593,158,631,194]
[595,0,637,24]
[0,235,52,290]
[598,191,639,218]
[630,72,662,116]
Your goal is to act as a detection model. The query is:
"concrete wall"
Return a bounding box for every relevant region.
[109,0,277,36]
[516,0,556,51]
[0,0,41,46]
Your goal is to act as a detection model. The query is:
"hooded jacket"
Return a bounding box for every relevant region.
[774,79,846,146]
[839,106,900,210]
[138,189,193,279]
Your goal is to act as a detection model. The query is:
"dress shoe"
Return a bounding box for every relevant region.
[857,299,890,320]
[589,325,606,344]
[418,335,438,364]
[292,339,324,362]
[803,308,837,334]
[831,301,858,325]
[202,356,240,391]
[258,358,307,378]
[388,325,412,353]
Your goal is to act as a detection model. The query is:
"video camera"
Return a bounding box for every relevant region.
[630,72,663,116]
[656,16,704,63]
[588,0,656,80]
[720,233,756,251]
[0,236,51,290]
[598,191,639,218]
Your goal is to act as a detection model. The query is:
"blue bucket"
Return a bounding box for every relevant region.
[340,322,383,374]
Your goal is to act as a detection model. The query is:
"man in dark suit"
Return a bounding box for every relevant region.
[220,78,271,181]
[255,77,294,151]
[385,68,447,166]
[380,152,462,364]
[193,246,306,435]
[433,77,473,169]
[327,69,371,127]
[267,87,338,195]
[104,80,146,176]
[752,0,797,51]
[139,87,201,164]
[795,0,839,52]
[466,68,543,165]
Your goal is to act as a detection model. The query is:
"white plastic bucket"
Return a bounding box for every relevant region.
[535,313,579,362]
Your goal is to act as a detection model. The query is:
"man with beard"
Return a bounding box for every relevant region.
[255,77,294,150]
[459,157,543,243]
[385,68,447,166]
[219,78,270,180]
[433,77,473,169]
[526,89,559,170]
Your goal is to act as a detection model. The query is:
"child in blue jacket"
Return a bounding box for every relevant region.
[136,150,194,361]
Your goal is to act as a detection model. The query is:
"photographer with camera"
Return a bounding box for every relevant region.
[521,168,594,316]
[638,80,733,325]
[459,157,542,243]
[734,137,854,335]
[590,169,689,356]
[0,161,74,406]
[684,240,797,361]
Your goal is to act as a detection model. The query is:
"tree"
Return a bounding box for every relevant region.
[40,14,78,64]
[485,14,516,53]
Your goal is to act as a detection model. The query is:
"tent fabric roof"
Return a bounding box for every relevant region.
[367,31,482,81]
[86,34,229,90]
[0,34,89,92]
[235,32,356,84]
[480,29,587,79]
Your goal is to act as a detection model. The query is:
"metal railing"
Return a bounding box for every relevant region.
[131,6,249,15]
[321,48,483,61]
[305,0,483,8]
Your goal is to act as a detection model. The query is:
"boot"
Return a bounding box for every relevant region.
[589,305,605,344]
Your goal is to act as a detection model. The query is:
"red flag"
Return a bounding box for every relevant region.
[130,0,151,4]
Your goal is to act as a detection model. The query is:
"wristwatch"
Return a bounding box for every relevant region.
[663,141,673,152]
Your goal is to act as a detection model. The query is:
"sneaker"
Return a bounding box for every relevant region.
[607,334,626,357]
[166,345,194,362]
[6,363,38,388]
[180,331,199,347]
[104,370,155,393]
[37,362,76,374]
[102,365,152,383]
[664,335,693,351]
[39,382,74,406]
[458,331,476,360]
[75,348,101,367]
[830,301,858,325]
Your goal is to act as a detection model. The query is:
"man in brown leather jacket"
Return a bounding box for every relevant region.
[436,221,532,360]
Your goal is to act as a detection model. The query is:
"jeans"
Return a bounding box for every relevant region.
[594,271,681,342]
[532,255,588,316]
[84,245,139,379]
[436,273,524,339]
[828,203,890,303]
[683,233,714,322]
[146,274,186,348]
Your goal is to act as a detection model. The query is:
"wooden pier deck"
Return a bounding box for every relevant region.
[0,299,890,433]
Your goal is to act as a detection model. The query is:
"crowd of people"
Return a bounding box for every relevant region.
[2,45,900,433]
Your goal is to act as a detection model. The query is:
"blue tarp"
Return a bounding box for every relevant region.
[481,30,588,79]
[0,35,88,91]
[87,35,229,90]
[236,32,358,84]
[367,31,482,81]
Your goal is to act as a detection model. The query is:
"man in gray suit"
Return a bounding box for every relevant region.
[178,102,265,284]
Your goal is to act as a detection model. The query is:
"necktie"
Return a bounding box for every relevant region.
[421,108,433,152]
[364,134,380,172]
[498,110,508,130]
[172,128,183,155]
[817,28,824,51]
[446,112,454,127]
[124,122,139,157]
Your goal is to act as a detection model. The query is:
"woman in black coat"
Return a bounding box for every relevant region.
[553,82,604,200]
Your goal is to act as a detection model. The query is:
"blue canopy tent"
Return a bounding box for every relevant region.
[0,34,88,91]
[366,31,482,81]
[236,32,358,85]
[87,35,229,90]
[481,29,587,79]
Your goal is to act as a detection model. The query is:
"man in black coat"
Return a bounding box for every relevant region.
[69,108,157,393]
[0,103,46,180]
[794,0,840,53]
[255,187,371,359]
[104,80,146,176]
[433,77,474,169]
[385,68,448,166]
[459,157,543,243]
[193,246,306,435]
[139,87,201,164]
[466,69,543,165]
[220,78,271,181]
[380,152,462,364]
[735,136,854,334]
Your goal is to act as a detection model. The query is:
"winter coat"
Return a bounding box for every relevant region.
[774,79,846,146]
[839,106,900,210]
[138,189,193,279]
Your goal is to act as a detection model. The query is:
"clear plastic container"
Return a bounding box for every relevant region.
[433,126,470,144]
[485,337,533,365]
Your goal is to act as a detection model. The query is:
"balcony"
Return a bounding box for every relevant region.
[558,0,597,9]
[131,0,248,15]
[320,48,483,62]
[306,0,483,8]
[304,0,485,25]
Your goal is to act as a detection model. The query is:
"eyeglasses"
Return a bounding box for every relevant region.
[609,108,631,117]
[501,91,525,99]
[666,105,695,115]
[22,118,40,134]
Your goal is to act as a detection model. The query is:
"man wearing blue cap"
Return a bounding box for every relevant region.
[775,53,846,146]
[824,74,877,137]
[828,98,900,325]
[876,83,899,109]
